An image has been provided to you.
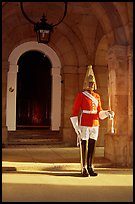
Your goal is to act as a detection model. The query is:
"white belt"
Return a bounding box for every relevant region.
[82,110,97,114]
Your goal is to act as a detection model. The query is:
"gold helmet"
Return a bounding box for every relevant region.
[83,65,97,90]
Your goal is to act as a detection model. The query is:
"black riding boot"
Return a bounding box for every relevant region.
[80,140,89,177]
[87,138,98,176]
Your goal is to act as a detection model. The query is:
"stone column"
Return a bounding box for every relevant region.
[2,61,8,147]
[6,64,18,130]
[105,45,132,167]
[94,65,109,147]
[51,67,61,130]
[62,65,86,146]
[127,45,133,167]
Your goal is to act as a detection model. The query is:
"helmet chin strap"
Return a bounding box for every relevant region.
[93,84,96,91]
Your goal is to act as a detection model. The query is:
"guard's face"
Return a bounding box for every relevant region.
[88,82,95,90]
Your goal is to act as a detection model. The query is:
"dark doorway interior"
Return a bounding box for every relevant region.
[16,51,52,129]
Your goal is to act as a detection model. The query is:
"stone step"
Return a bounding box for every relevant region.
[8,130,60,140]
[8,130,62,146]
[2,146,113,169]
[2,160,114,173]
[7,138,63,146]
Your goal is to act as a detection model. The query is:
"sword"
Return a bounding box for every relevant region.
[108,94,115,134]
[76,129,89,172]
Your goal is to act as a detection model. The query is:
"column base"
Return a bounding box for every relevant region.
[2,126,8,147]
[104,133,130,167]
[62,127,77,146]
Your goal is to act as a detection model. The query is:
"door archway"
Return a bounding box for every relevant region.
[6,41,61,131]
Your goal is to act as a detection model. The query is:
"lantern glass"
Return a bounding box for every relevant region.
[36,29,51,44]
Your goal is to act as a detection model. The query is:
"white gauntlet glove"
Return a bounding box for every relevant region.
[70,116,81,135]
[99,110,115,120]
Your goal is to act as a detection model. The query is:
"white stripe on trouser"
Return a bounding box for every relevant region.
[79,126,99,141]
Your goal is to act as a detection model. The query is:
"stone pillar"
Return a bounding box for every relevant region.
[2,61,8,147]
[105,45,132,167]
[51,67,61,130]
[127,45,133,167]
[94,65,109,147]
[62,65,86,146]
[6,64,18,130]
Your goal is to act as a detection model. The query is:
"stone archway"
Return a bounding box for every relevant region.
[6,41,61,131]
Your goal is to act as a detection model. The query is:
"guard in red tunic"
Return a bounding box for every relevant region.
[70,70,114,177]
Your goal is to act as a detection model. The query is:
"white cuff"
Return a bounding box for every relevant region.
[70,116,79,129]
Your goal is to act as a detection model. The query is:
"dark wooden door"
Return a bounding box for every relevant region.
[16,51,52,129]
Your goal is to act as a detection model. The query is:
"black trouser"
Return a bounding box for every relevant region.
[81,138,96,169]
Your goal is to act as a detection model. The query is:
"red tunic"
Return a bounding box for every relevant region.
[71,91,103,127]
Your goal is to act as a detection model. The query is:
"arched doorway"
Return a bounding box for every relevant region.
[6,41,61,131]
[16,51,52,129]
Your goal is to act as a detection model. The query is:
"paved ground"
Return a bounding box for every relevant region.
[2,145,133,202]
